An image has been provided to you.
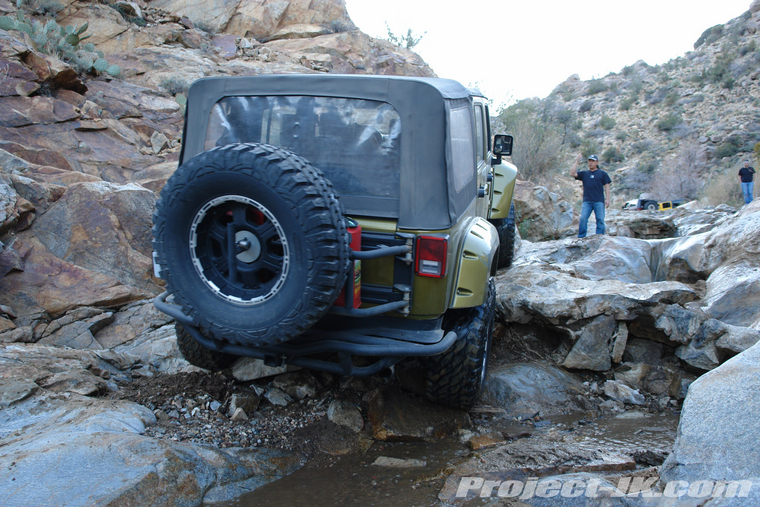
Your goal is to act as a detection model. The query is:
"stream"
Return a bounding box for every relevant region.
[220,410,679,507]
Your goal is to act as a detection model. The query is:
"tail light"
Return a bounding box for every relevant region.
[416,236,447,278]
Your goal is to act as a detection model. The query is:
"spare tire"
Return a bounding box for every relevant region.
[153,143,350,347]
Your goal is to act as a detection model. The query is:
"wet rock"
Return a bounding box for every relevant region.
[481,363,587,419]
[365,388,470,442]
[467,432,506,450]
[372,456,426,468]
[660,341,760,483]
[327,400,364,433]
[603,380,645,405]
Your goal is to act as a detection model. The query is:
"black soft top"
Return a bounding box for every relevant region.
[181,74,481,230]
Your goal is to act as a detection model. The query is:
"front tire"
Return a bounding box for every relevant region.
[490,203,516,269]
[423,278,496,409]
[153,143,350,347]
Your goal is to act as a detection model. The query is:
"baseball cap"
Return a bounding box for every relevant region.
[588,154,599,161]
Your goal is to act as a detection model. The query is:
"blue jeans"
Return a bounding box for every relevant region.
[578,201,605,238]
[741,181,754,204]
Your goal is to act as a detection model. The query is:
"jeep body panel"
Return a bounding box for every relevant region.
[451,217,499,308]
[489,160,518,219]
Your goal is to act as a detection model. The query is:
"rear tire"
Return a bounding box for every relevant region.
[423,278,496,410]
[175,324,236,371]
[490,203,516,269]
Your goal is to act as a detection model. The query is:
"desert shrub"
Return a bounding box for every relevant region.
[586,79,607,95]
[615,131,628,142]
[579,100,592,113]
[715,137,743,159]
[580,139,600,159]
[665,91,680,107]
[631,139,657,155]
[656,113,682,132]
[159,76,191,96]
[602,146,624,163]
[385,23,425,50]
[599,115,616,130]
[619,97,635,111]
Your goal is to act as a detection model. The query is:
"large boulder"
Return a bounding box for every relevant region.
[0,393,302,506]
[481,362,589,417]
[29,181,161,293]
[659,341,760,484]
[148,0,355,39]
[513,179,575,241]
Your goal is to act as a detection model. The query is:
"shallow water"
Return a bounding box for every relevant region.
[220,411,679,507]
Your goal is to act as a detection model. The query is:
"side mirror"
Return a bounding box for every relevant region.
[493,134,513,157]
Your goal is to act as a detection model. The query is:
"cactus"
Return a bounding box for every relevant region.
[93,58,109,73]
[0,16,15,30]
[2,9,116,79]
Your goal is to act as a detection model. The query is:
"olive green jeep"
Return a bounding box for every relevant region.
[152,75,518,408]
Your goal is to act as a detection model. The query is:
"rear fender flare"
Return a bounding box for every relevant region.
[450,218,499,309]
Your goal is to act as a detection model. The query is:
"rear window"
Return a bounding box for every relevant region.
[205,96,401,202]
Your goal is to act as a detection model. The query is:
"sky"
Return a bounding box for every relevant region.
[344,0,753,109]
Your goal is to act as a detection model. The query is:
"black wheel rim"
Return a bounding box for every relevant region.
[189,195,290,305]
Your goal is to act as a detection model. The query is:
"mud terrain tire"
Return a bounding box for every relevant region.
[423,278,495,409]
[490,203,516,269]
[175,324,236,371]
[153,143,350,347]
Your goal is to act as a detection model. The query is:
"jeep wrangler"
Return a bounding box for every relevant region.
[152,75,518,409]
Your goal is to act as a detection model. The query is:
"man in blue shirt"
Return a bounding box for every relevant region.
[570,154,612,238]
[738,160,755,204]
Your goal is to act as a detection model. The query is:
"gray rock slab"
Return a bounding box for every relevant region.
[660,341,760,483]
[0,394,303,507]
[481,362,587,418]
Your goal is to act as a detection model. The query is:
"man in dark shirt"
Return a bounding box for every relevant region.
[570,154,612,238]
[738,160,756,205]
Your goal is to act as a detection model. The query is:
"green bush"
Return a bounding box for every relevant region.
[159,76,191,96]
[586,79,607,95]
[656,113,682,132]
[715,138,742,159]
[619,97,635,111]
[602,146,624,163]
[599,115,616,130]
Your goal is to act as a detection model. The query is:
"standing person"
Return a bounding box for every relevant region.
[738,160,756,205]
[570,154,611,238]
